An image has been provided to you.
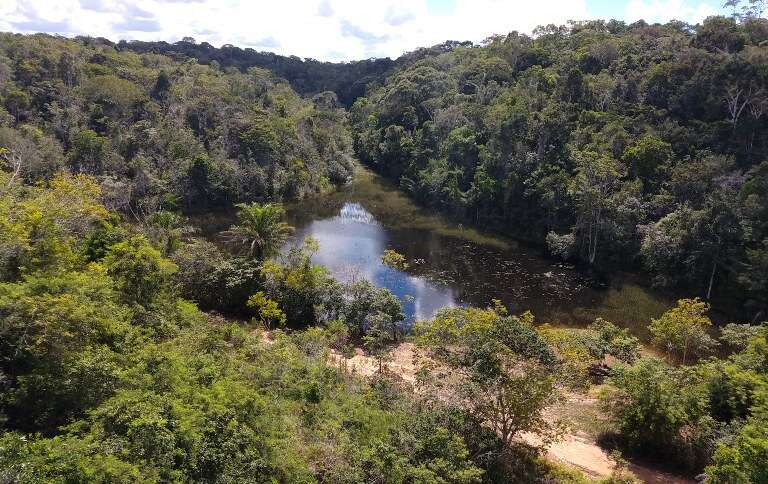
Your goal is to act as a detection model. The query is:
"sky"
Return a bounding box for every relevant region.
[0,0,728,61]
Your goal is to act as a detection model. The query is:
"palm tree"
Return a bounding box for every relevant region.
[223,203,293,261]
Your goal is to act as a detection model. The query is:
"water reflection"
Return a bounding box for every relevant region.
[292,202,456,322]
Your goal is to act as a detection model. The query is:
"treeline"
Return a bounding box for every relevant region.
[351,16,768,317]
[114,37,396,107]
[0,32,354,216]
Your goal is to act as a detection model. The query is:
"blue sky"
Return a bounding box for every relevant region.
[0,0,729,61]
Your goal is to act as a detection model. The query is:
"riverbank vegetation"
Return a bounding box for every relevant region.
[0,171,624,482]
[351,13,768,319]
[1,173,766,482]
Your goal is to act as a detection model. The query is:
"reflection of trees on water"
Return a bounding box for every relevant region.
[291,202,455,322]
[339,203,378,225]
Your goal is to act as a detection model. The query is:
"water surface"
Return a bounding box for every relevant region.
[282,168,671,332]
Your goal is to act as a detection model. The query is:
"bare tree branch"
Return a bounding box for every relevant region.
[0,147,23,190]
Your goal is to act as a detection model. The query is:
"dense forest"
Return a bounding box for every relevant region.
[114,37,396,108]
[1,4,768,483]
[0,32,355,218]
[352,16,768,317]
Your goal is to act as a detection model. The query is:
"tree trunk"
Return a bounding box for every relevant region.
[589,222,599,265]
[706,257,718,301]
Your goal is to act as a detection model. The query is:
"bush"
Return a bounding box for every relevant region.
[601,358,715,472]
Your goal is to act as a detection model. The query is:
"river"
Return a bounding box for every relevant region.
[194,166,672,334]
[277,167,672,335]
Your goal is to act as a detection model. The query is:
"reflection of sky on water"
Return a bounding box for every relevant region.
[291,202,456,322]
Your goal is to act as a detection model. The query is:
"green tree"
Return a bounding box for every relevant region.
[340,279,404,339]
[602,358,713,470]
[649,298,718,365]
[223,202,293,261]
[151,70,171,101]
[82,75,146,117]
[239,117,280,161]
[589,318,641,364]
[567,150,625,266]
[363,311,395,373]
[103,235,177,306]
[621,135,672,193]
[184,154,230,209]
[0,268,129,431]
[706,405,768,483]
[259,237,336,326]
[145,211,192,256]
[3,88,29,121]
[247,291,287,330]
[417,305,560,446]
[70,129,109,174]
[705,326,768,482]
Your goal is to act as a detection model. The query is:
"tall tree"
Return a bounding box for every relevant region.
[567,151,624,266]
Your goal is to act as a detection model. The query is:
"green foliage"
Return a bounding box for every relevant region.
[538,319,640,389]
[621,135,672,192]
[362,311,396,374]
[351,18,768,309]
[259,238,337,326]
[247,290,287,329]
[603,324,768,475]
[341,279,404,339]
[649,298,718,364]
[70,129,109,174]
[144,211,191,256]
[0,432,144,483]
[417,305,561,446]
[707,403,768,483]
[0,173,108,278]
[589,318,641,364]
[2,88,30,120]
[381,248,409,271]
[0,174,491,483]
[4,20,768,482]
[601,358,716,472]
[172,240,261,313]
[720,323,764,351]
[0,267,130,431]
[417,305,557,368]
[223,202,293,261]
[0,32,354,216]
[82,75,145,113]
[103,236,177,307]
[239,116,280,161]
[537,324,596,389]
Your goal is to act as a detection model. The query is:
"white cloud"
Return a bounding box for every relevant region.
[625,0,718,24]
[0,0,719,61]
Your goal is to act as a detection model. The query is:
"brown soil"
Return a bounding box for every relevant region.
[325,340,695,484]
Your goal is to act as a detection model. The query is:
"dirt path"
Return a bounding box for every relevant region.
[327,341,693,483]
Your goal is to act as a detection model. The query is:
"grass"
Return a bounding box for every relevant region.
[572,282,672,341]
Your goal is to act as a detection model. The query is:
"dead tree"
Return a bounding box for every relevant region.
[0,147,23,190]
[725,84,752,132]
